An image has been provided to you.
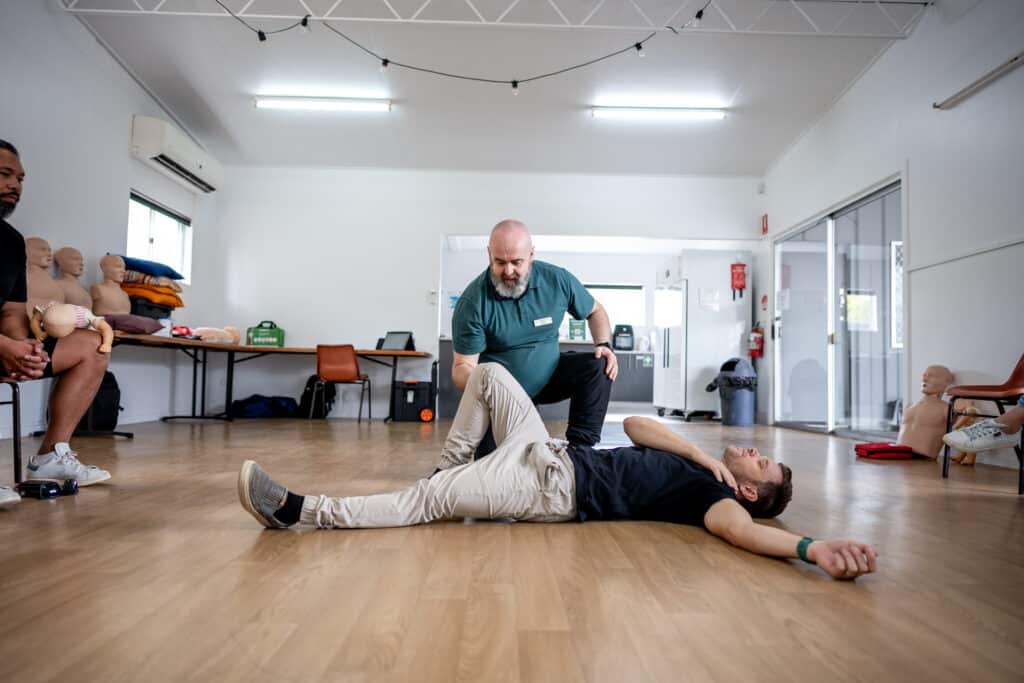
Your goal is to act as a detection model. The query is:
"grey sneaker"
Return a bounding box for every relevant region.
[28,443,111,486]
[238,460,291,528]
[0,486,20,508]
[943,419,1021,453]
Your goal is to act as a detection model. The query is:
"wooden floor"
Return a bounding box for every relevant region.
[1,416,1023,682]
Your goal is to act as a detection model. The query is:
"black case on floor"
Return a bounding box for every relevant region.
[391,381,432,422]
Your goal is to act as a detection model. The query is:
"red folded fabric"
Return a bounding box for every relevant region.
[855,442,913,459]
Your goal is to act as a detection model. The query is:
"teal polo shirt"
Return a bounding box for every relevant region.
[452,260,594,397]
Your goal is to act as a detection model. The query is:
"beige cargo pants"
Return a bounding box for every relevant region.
[302,363,577,528]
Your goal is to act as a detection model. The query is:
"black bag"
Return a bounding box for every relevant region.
[77,371,123,432]
[299,374,336,419]
[229,395,299,419]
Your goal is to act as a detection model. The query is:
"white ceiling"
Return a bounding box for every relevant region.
[74,1,926,175]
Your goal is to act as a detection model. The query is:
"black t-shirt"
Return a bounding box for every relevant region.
[1,218,27,307]
[568,444,735,527]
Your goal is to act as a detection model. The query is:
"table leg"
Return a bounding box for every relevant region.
[224,350,236,421]
[163,347,229,422]
[190,349,198,417]
[386,358,398,422]
[200,348,208,417]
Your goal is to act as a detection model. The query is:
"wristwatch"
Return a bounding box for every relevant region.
[595,341,612,350]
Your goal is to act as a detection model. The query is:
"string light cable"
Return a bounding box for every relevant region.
[208,0,712,91]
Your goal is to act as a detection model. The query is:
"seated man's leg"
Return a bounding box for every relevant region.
[435,363,548,470]
[533,353,612,446]
[241,438,576,529]
[27,330,111,484]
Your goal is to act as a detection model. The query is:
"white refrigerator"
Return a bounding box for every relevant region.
[653,250,752,418]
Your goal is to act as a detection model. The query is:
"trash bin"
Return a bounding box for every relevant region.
[705,358,757,426]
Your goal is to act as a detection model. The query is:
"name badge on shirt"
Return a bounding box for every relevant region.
[533,316,553,327]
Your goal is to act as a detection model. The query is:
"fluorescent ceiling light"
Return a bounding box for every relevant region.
[591,106,725,121]
[253,96,391,112]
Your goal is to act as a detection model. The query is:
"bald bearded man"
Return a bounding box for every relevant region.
[446,219,617,464]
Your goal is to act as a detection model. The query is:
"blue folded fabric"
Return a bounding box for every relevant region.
[117,255,184,280]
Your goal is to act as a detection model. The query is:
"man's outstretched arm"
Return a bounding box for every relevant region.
[623,416,736,491]
[704,498,878,580]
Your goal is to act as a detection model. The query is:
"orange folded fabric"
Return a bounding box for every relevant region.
[123,269,183,292]
[120,283,185,308]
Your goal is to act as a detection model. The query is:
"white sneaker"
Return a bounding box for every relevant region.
[27,443,111,486]
[0,486,20,508]
[943,419,1021,453]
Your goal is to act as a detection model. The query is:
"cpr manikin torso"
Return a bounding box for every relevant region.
[54,246,93,308]
[25,237,64,315]
[898,365,954,458]
[91,254,131,316]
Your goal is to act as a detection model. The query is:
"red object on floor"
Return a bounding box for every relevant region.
[855,442,913,459]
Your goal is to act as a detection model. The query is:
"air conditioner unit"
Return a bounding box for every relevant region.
[131,115,223,194]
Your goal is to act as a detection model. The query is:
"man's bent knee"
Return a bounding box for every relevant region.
[50,330,110,375]
[470,362,511,385]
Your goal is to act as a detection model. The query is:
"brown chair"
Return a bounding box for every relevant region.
[942,353,1024,494]
[2,380,23,483]
[314,345,371,422]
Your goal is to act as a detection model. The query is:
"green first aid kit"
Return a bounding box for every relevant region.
[246,321,285,347]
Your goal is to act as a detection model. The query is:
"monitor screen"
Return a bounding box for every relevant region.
[381,331,412,350]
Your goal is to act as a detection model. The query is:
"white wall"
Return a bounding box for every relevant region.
[1,0,214,437]
[763,0,1024,466]
[194,169,763,417]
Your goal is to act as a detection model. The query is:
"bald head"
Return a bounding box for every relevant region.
[55,246,84,276]
[487,219,534,299]
[921,365,954,396]
[100,254,126,283]
[25,237,52,268]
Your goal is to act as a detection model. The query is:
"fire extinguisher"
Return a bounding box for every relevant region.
[730,262,747,300]
[748,323,765,359]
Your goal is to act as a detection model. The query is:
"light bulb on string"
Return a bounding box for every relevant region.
[635,42,645,58]
[380,58,389,73]
[692,9,704,28]
[257,30,267,42]
[299,15,310,35]
[512,80,519,95]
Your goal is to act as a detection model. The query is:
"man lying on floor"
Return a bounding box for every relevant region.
[239,363,878,580]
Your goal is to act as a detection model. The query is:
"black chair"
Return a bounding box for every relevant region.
[2,380,23,483]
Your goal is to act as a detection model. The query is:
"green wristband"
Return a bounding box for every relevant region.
[796,537,814,563]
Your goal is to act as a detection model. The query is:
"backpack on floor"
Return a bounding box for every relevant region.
[77,371,123,432]
[299,374,336,419]
[229,395,300,419]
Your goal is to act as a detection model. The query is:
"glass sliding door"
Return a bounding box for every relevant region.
[773,183,904,440]
[833,185,903,437]
[775,220,829,431]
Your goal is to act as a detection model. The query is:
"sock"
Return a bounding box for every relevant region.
[273,492,305,526]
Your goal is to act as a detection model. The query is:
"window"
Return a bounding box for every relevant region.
[126,193,192,282]
[560,283,645,339]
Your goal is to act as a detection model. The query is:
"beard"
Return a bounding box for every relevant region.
[0,199,14,220]
[490,268,530,299]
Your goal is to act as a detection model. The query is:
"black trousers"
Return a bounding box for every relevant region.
[476,352,613,458]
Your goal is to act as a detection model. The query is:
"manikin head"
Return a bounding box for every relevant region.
[100,254,126,283]
[487,219,534,299]
[39,303,79,339]
[722,446,793,518]
[25,237,52,269]
[55,247,85,277]
[921,365,953,397]
[0,140,23,220]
